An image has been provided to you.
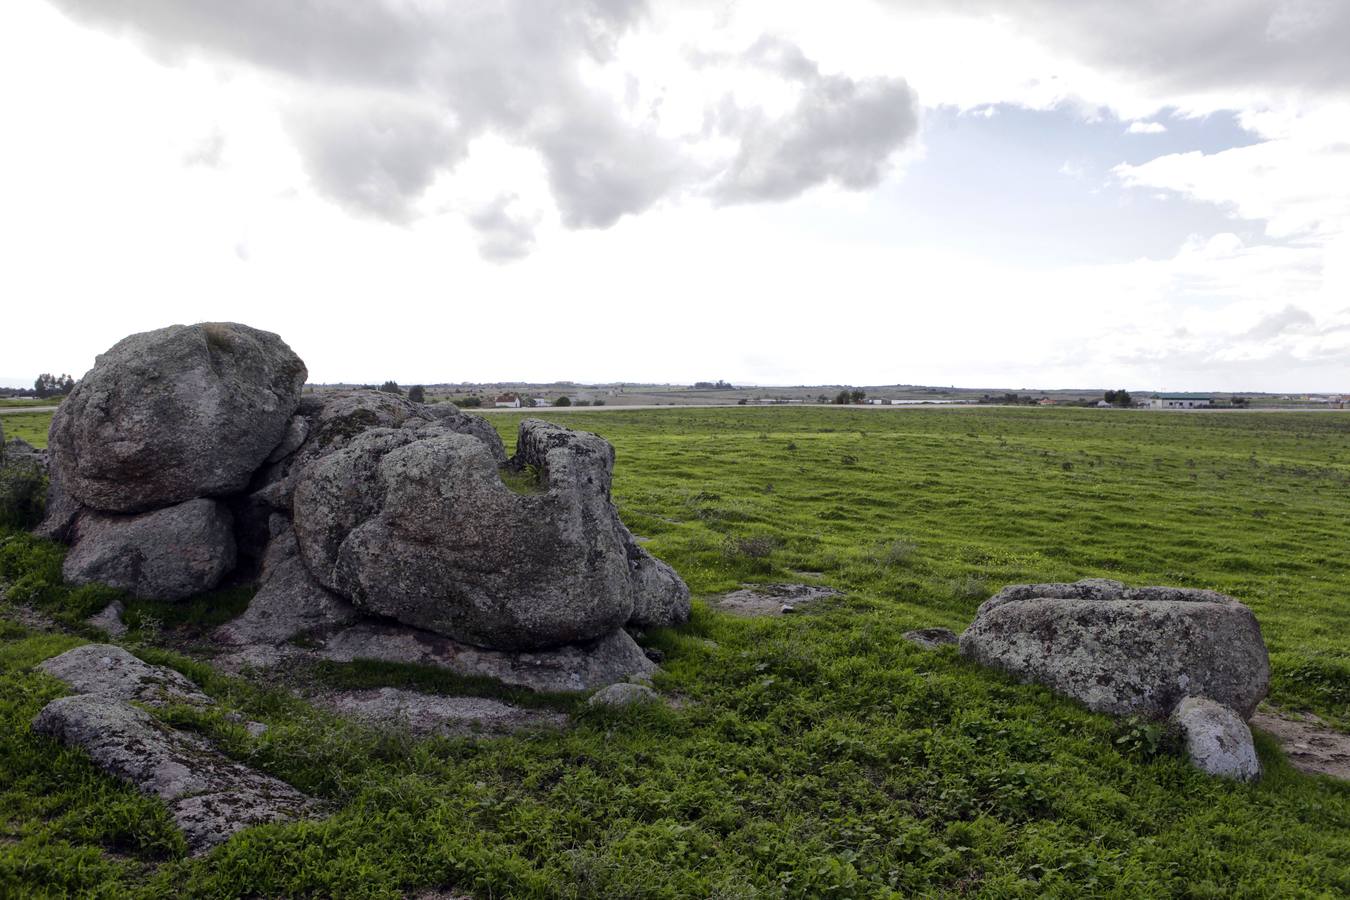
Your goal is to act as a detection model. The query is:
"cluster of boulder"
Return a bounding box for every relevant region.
[37,322,689,690]
[910,578,1270,781]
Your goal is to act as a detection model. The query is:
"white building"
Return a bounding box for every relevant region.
[494,394,521,408]
[1149,395,1211,409]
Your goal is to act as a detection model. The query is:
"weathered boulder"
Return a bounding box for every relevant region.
[85,600,128,637]
[959,579,1270,719]
[47,323,306,513]
[1172,696,1261,781]
[624,533,692,629]
[292,419,677,650]
[62,499,236,601]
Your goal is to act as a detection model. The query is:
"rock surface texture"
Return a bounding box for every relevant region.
[1171,696,1262,781]
[321,687,568,736]
[903,628,960,649]
[48,322,307,513]
[959,579,1270,720]
[61,499,237,601]
[32,645,315,852]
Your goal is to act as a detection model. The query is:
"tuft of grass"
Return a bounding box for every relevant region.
[497,463,546,495]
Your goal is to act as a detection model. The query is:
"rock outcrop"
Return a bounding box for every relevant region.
[37,322,688,692]
[959,579,1270,720]
[33,645,314,852]
[48,323,307,514]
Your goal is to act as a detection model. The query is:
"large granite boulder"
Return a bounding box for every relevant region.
[959,579,1269,720]
[47,323,306,513]
[62,498,236,601]
[293,420,641,650]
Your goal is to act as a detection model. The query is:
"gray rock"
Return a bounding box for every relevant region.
[959,579,1270,719]
[62,498,236,601]
[32,693,313,852]
[317,622,656,693]
[1172,696,1261,781]
[322,687,568,736]
[47,322,306,513]
[293,419,673,650]
[266,414,310,463]
[213,529,358,646]
[713,583,842,618]
[37,644,211,706]
[588,682,660,708]
[33,461,81,543]
[904,627,960,649]
[85,600,128,637]
[624,533,691,629]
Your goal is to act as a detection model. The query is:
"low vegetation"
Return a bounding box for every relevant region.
[2,406,1348,897]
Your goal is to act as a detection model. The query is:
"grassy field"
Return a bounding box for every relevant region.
[1,406,1347,897]
[0,411,54,447]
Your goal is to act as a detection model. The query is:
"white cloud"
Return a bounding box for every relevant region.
[1125,120,1167,134]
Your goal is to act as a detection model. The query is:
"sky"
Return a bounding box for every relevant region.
[1,0,1347,392]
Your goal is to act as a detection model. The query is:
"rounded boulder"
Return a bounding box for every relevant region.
[48,323,307,513]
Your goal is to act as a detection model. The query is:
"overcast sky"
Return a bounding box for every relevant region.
[2,1,1347,391]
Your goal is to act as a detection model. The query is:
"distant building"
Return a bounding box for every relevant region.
[532,397,550,407]
[1149,395,1211,409]
[494,394,521,408]
[1038,398,1056,406]
[1096,400,1111,408]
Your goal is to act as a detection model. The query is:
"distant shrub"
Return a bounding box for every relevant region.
[873,538,918,567]
[407,385,425,403]
[553,396,572,407]
[727,534,781,560]
[453,396,482,408]
[949,575,988,602]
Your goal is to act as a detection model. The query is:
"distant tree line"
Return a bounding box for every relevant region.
[34,373,76,398]
[1103,389,1132,407]
[693,380,736,390]
[833,389,866,404]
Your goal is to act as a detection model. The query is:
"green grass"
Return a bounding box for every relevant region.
[1,406,1348,897]
[0,398,62,409]
[0,411,53,448]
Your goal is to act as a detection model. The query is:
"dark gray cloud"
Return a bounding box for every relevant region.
[1244,304,1317,339]
[286,97,464,222]
[931,0,1350,98]
[467,194,538,263]
[712,44,919,203]
[47,1,922,257]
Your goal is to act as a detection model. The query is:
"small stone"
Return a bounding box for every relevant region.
[642,646,666,663]
[1171,696,1261,781]
[85,601,128,638]
[780,604,796,614]
[588,682,660,708]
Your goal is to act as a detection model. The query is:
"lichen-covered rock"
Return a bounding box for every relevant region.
[959,579,1270,719]
[85,600,128,637]
[32,693,313,852]
[588,682,660,708]
[47,322,307,513]
[1172,696,1261,781]
[62,498,236,601]
[624,533,691,629]
[292,420,680,650]
[38,644,211,707]
[323,687,568,736]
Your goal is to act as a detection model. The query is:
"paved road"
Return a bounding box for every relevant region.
[0,405,58,416]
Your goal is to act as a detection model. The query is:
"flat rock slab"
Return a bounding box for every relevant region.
[320,687,567,737]
[1251,707,1350,781]
[38,644,212,707]
[33,694,314,853]
[713,583,842,617]
[216,624,656,694]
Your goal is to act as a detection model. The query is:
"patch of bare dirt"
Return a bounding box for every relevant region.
[1251,706,1350,781]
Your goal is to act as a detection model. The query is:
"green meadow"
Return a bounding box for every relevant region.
[1,406,1347,897]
